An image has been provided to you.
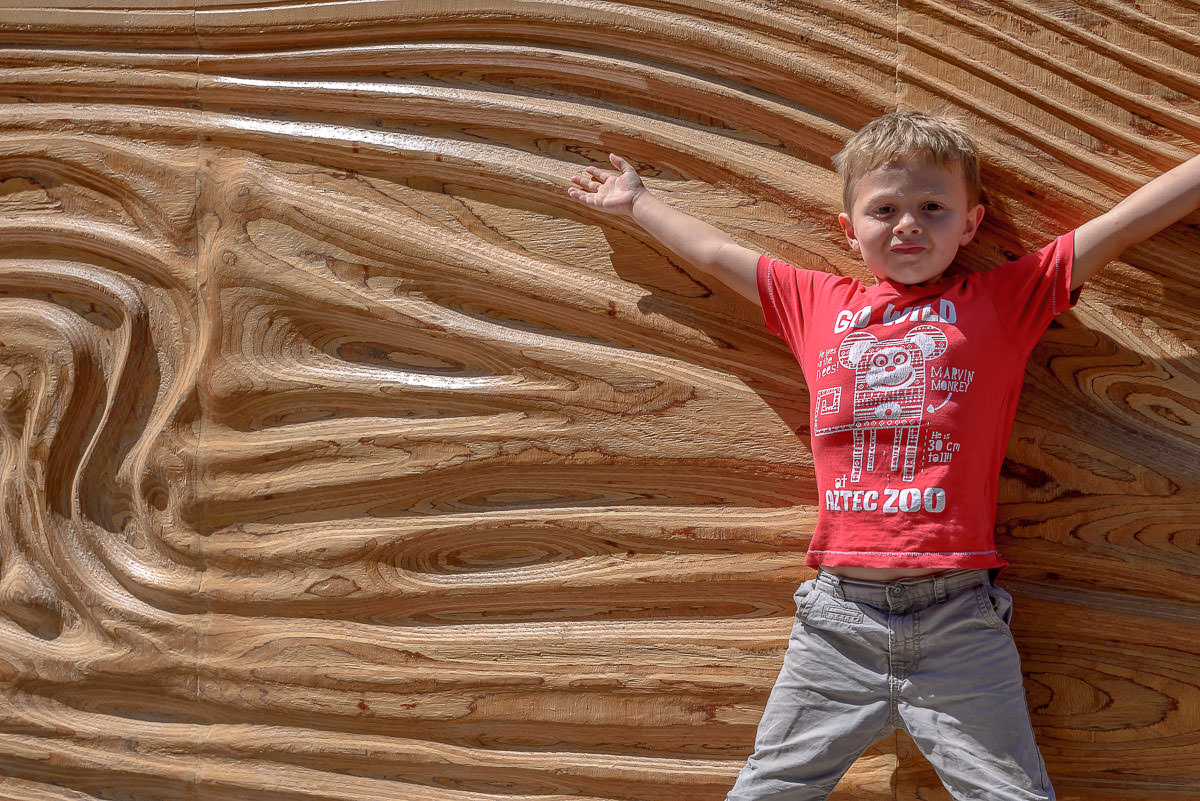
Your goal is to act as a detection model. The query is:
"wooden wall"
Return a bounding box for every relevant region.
[1,1,1198,799]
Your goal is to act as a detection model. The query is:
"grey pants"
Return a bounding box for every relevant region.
[726,569,1054,801]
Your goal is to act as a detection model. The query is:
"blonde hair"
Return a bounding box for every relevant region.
[832,110,982,212]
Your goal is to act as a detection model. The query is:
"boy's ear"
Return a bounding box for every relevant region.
[838,212,862,252]
[959,203,985,245]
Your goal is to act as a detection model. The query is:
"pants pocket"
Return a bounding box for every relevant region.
[820,604,865,625]
[796,582,868,629]
[793,579,817,621]
[975,583,1014,629]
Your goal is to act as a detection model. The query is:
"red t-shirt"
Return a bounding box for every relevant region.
[758,232,1078,570]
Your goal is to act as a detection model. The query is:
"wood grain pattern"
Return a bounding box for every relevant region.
[0,1,1197,799]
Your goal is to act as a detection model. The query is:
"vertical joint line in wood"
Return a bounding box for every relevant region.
[894,0,901,109]
[189,2,207,785]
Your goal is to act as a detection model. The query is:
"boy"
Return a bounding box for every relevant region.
[567,111,1200,800]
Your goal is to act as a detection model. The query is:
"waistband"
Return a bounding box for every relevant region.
[813,568,990,613]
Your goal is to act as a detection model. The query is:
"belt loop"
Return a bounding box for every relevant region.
[934,574,947,604]
[820,570,845,600]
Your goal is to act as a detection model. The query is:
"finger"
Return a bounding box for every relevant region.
[568,187,598,208]
[571,174,600,191]
[609,153,634,173]
[587,165,611,182]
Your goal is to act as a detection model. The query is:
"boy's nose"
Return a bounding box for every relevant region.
[894,213,921,234]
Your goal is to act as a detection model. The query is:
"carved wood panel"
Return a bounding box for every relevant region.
[1,2,1197,799]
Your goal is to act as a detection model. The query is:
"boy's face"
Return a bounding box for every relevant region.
[838,155,985,286]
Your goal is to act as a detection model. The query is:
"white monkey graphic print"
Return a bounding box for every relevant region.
[814,324,948,483]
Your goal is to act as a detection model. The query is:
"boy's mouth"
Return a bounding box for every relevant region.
[890,243,926,254]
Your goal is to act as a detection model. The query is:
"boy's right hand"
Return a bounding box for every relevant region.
[566,151,763,306]
[567,153,647,216]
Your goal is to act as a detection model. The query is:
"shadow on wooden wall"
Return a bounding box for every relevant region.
[0,2,1197,799]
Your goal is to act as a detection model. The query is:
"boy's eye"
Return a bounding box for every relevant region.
[873,205,894,215]
[923,202,944,211]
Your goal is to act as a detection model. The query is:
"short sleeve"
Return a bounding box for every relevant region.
[757,254,862,361]
[757,254,792,337]
[978,231,1080,342]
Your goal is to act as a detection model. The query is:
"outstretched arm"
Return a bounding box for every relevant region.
[1072,153,1200,290]
[568,154,762,306]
